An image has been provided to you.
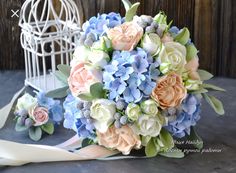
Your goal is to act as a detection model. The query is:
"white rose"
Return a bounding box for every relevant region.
[132,114,162,137]
[16,93,37,111]
[140,99,159,116]
[90,99,116,133]
[88,50,110,68]
[70,46,90,67]
[159,42,187,74]
[125,103,142,121]
[141,33,161,56]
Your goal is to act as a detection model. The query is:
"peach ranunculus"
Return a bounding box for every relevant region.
[68,62,102,97]
[185,57,200,80]
[151,73,187,109]
[29,106,49,126]
[107,22,143,51]
[97,125,141,155]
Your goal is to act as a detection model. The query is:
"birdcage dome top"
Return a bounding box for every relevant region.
[19,0,81,34]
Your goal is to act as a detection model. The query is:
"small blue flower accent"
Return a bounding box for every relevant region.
[36,92,63,123]
[63,95,95,139]
[103,48,160,104]
[82,12,124,41]
[165,94,201,138]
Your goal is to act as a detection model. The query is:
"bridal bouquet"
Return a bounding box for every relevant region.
[35,0,224,157]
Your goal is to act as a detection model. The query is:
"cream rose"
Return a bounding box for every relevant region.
[125,103,142,121]
[151,72,187,109]
[140,99,159,116]
[71,46,90,67]
[90,99,116,133]
[16,93,37,112]
[29,106,49,126]
[97,125,141,155]
[132,114,162,137]
[107,22,143,51]
[88,50,110,68]
[159,42,187,74]
[68,62,102,97]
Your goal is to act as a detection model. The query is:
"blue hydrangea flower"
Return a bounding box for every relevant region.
[103,48,160,104]
[82,12,124,41]
[165,94,201,138]
[36,91,63,123]
[63,95,95,139]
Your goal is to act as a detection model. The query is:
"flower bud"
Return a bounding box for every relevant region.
[141,33,161,56]
[125,103,141,121]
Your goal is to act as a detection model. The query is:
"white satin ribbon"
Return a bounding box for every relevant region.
[0,87,25,129]
[0,139,119,166]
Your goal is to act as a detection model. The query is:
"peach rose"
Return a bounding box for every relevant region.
[68,62,102,97]
[97,125,141,155]
[151,73,187,109]
[107,22,143,51]
[29,106,49,126]
[185,57,200,80]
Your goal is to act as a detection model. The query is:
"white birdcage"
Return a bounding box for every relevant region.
[19,0,81,92]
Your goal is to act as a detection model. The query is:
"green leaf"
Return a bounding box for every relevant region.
[186,44,198,61]
[197,69,214,81]
[46,86,69,99]
[29,127,42,141]
[15,119,29,132]
[57,64,71,78]
[159,129,174,150]
[54,71,68,85]
[41,123,54,135]
[125,2,140,22]
[202,83,226,92]
[141,135,152,146]
[145,138,158,157]
[78,93,94,102]
[174,27,190,45]
[90,82,106,99]
[187,127,203,149]
[122,0,132,11]
[202,93,225,115]
[82,138,94,148]
[191,88,208,94]
[159,148,185,158]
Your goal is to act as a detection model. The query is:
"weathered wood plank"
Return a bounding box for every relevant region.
[0,0,25,70]
[194,0,236,78]
[194,0,219,75]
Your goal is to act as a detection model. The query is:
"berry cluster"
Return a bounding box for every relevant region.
[78,32,97,47]
[133,15,165,37]
[77,101,95,132]
[114,100,129,128]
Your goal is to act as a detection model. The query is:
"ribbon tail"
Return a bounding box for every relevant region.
[0,87,25,129]
[0,139,118,166]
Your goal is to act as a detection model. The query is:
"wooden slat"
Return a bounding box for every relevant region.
[0,0,25,70]
[194,0,219,75]
[194,0,236,78]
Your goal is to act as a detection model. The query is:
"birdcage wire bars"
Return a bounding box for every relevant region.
[19,0,81,92]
